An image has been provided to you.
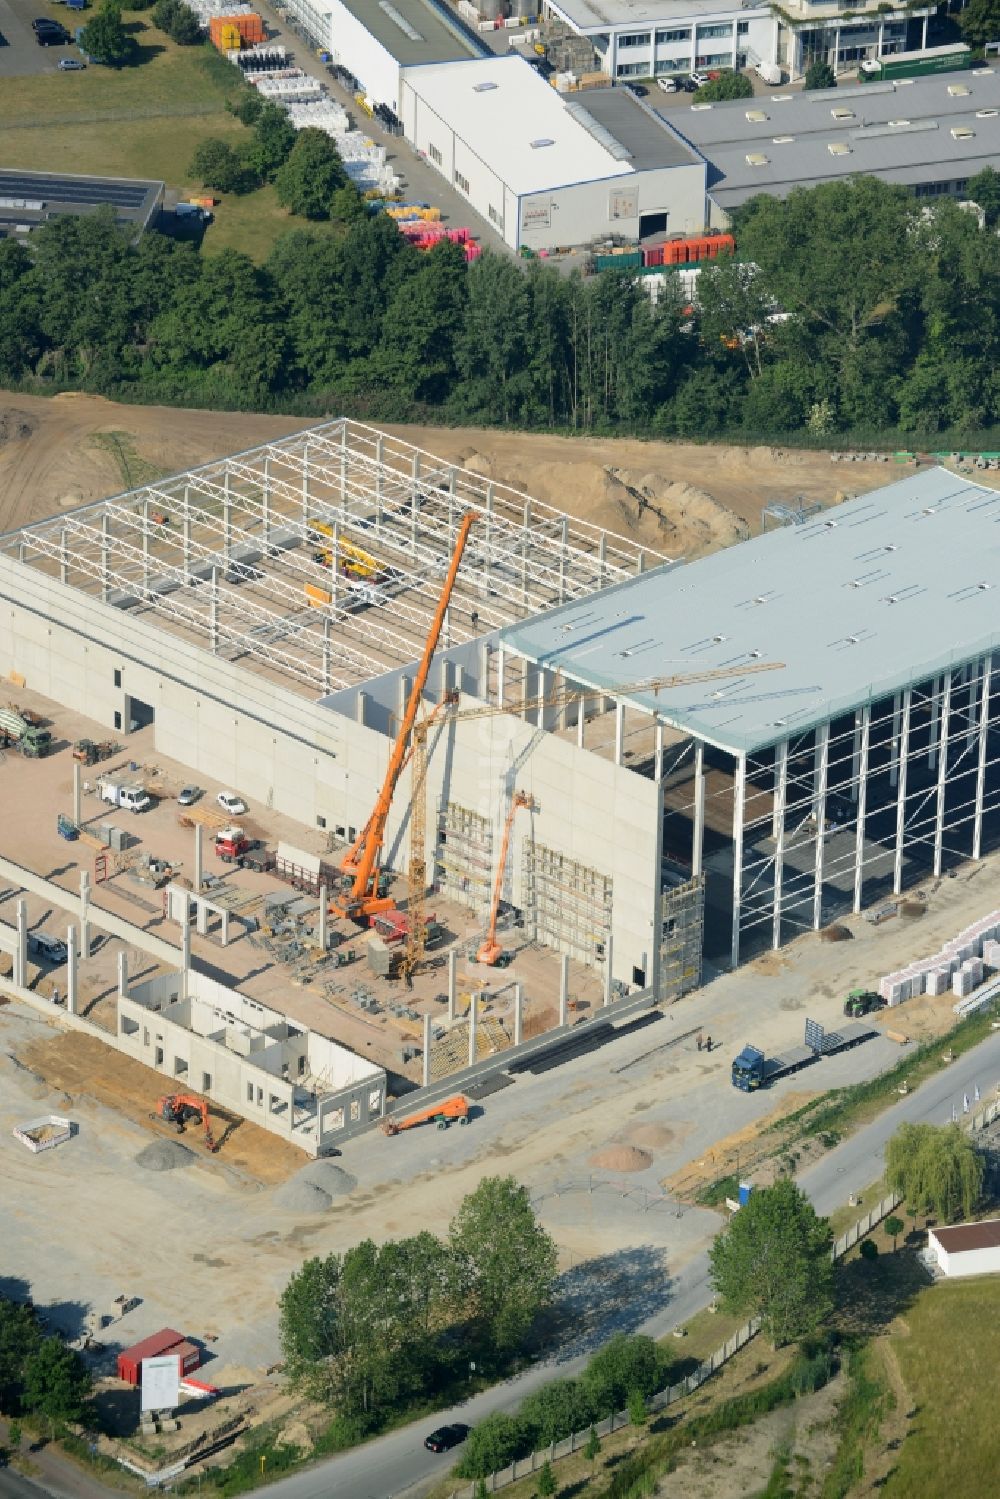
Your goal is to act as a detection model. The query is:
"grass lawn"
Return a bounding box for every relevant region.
[882,1278,1000,1499]
[0,27,319,260]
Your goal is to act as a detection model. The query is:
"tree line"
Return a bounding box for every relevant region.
[3,172,1000,441]
[278,1176,558,1440]
[0,1298,91,1435]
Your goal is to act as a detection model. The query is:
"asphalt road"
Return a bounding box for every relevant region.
[262,1028,1000,1499]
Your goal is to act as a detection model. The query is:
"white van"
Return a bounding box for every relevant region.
[754,60,782,85]
[100,782,152,813]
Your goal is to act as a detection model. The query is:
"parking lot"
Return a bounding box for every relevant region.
[0,0,77,77]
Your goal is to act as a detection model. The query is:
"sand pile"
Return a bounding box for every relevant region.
[623,1122,674,1149]
[273,1179,332,1214]
[135,1139,195,1172]
[300,1160,357,1198]
[589,1144,654,1172]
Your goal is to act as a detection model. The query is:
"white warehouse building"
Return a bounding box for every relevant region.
[401,54,707,251]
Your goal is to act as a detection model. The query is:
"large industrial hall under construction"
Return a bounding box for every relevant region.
[1,425,998,1010]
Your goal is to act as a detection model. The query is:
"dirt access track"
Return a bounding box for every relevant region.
[0,390,898,555]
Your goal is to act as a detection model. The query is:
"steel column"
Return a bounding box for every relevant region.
[973,654,992,861]
[933,672,952,877]
[692,740,705,879]
[853,705,870,914]
[813,722,829,931]
[893,688,911,895]
[772,739,788,950]
[731,753,746,968]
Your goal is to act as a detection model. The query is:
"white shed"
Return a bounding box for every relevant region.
[928,1220,1000,1278]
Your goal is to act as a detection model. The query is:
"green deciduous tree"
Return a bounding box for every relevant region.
[709,1178,834,1347]
[80,1,137,65]
[189,138,254,195]
[584,1426,600,1467]
[455,1413,531,1479]
[22,1338,91,1430]
[961,0,1000,48]
[885,1123,984,1223]
[884,1215,904,1251]
[151,0,200,42]
[246,103,298,183]
[0,1300,41,1412]
[448,1175,558,1356]
[519,1378,596,1446]
[967,166,1000,228]
[694,70,753,101]
[581,1334,668,1415]
[279,1253,342,1400]
[804,60,836,90]
[275,129,348,219]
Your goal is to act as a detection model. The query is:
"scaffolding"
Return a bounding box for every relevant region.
[659,875,705,999]
[0,419,664,700]
[435,803,493,908]
[522,842,613,970]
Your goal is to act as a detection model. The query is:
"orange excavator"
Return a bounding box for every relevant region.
[477,791,535,966]
[332,512,475,925]
[380,1094,470,1135]
[151,1093,219,1152]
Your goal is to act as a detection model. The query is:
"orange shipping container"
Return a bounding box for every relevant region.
[210,13,265,45]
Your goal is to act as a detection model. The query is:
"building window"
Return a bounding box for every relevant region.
[428,142,443,166]
[488,205,502,226]
[618,30,651,47]
[316,814,327,829]
[696,22,733,39]
[737,19,749,32]
[114,711,122,731]
[617,60,646,75]
[113,668,122,687]
[655,26,688,43]
[143,1027,149,1047]
[247,1082,254,1102]
[455,169,470,194]
[632,965,646,987]
[155,1046,164,1066]
[655,56,691,73]
[202,1072,211,1092]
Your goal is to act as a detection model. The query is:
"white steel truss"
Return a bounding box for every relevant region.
[0,418,665,698]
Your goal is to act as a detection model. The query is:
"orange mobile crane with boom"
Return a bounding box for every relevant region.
[332,511,475,925]
[477,791,535,965]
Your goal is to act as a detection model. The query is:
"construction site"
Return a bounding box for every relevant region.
[7,417,1000,1479]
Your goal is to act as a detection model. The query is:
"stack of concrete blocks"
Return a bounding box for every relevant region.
[879,908,1000,1007]
[952,957,985,999]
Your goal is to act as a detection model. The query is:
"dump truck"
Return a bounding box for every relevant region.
[0,707,51,758]
[731,1016,878,1091]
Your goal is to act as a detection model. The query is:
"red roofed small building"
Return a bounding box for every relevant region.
[927,1220,1000,1279]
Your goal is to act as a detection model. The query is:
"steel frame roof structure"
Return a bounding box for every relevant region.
[499,467,1000,755]
[0,418,664,699]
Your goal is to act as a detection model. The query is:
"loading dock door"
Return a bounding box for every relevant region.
[126,695,155,731]
[640,211,668,239]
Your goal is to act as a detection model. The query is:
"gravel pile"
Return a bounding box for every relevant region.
[589,1144,653,1172]
[301,1160,357,1198]
[135,1139,195,1172]
[273,1179,333,1214]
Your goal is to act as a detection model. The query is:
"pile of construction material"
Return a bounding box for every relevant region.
[879,909,1000,1004]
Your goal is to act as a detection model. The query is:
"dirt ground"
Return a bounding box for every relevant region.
[17,1029,307,1185]
[0,390,900,556]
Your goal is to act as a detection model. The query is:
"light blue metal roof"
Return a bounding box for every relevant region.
[499,467,1000,756]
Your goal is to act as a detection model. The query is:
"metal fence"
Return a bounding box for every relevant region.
[447,1190,911,1498]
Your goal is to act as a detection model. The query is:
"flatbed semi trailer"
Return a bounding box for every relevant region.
[732,1018,877,1091]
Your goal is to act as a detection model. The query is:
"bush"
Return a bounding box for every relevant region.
[804,59,836,90]
[189,138,256,195]
[693,70,753,102]
[519,1377,597,1446]
[859,1238,879,1261]
[455,1414,532,1479]
[581,1334,669,1415]
[152,0,201,42]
